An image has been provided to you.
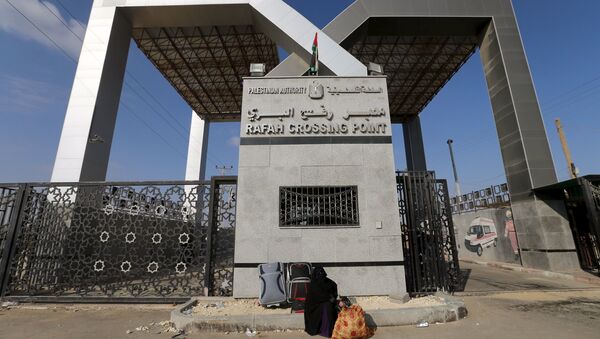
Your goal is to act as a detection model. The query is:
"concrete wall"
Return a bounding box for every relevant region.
[453,207,521,264]
[233,76,405,297]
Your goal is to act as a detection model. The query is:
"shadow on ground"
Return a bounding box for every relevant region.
[455,262,600,295]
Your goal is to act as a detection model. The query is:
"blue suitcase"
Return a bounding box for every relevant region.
[258,262,287,307]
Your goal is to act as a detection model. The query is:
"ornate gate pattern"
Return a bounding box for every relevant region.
[572,177,600,272]
[207,179,237,296]
[396,171,460,294]
[0,186,21,286]
[0,178,236,301]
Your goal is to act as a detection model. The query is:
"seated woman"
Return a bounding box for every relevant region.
[304,267,338,338]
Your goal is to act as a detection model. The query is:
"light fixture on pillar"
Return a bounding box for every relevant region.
[368,62,383,75]
[88,134,105,144]
[250,63,266,77]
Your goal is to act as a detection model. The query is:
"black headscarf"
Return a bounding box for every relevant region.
[304,267,338,337]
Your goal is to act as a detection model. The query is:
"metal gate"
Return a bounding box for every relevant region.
[564,177,600,273]
[0,177,236,302]
[396,171,460,294]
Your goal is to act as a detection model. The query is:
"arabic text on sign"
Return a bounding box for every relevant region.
[247,108,294,122]
[326,86,383,95]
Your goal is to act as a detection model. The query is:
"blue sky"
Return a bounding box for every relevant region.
[0,0,599,196]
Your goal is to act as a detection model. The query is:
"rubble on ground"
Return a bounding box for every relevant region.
[126,320,181,335]
[354,295,445,310]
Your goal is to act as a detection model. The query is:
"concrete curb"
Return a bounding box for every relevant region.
[171,297,467,332]
[460,259,600,286]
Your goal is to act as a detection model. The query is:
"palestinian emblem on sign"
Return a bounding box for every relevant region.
[309,81,324,99]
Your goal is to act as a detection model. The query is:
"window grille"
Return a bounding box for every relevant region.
[279,186,359,227]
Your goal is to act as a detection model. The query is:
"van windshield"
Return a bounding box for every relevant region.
[468,225,483,235]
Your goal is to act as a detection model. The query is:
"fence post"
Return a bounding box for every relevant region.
[204,178,219,296]
[0,184,28,297]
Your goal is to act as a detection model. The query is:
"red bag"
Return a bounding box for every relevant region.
[331,304,375,339]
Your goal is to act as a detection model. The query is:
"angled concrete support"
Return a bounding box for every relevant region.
[185,113,210,181]
[267,53,309,77]
[250,0,365,76]
[51,6,131,182]
[479,16,577,271]
[402,116,427,171]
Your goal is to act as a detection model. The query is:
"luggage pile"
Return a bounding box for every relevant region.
[258,262,312,313]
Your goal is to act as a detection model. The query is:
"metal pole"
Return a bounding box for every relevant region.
[554,118,577,179]
[447,139,462,199]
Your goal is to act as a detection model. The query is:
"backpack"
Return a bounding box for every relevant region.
[286,262,312,312]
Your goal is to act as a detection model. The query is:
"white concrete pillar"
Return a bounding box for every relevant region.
[51,6,131,182]
[185,112,210,181]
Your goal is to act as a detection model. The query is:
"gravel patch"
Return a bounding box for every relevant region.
[190,296,445,317]
[355,295,445,310]
[192,299,290,316]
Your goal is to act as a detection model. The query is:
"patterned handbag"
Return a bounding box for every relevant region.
[331,304,375,339]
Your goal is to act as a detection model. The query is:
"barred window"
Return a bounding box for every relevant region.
[279,186,359,227]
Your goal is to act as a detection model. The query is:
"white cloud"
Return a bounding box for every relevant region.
[0,74,65,114]
[0,0,85,59]
[227,136,240,147]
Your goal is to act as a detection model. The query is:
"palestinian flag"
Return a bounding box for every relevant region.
[309,32,318,75]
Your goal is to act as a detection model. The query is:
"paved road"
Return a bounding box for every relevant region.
[457,261,599,294]
[2,263,600,339]
[3,291,600,339]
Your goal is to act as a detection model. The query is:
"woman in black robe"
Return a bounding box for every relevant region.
[304,267,338,337]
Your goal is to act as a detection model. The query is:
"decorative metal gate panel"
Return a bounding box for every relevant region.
[0,187,17,261]
[0,186,22,287]
[0,178,236,301]
[573,177,600,272]
[396,171,460,294]
[206,178,237,296]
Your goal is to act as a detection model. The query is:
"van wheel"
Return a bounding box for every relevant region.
[477,245,483,256]
[493,239,498,247]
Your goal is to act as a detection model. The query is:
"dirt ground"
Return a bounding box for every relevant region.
[2,263,600,339]
[3,290,600,339]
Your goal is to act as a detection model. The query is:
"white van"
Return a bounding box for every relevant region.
[464,217,498,256]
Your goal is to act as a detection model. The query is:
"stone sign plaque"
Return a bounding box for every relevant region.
[241,76,391,139]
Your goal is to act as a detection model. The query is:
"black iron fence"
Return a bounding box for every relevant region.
[450,183,510,214]
[2,172,466,299]
[396,171,460,294]
[561,177,599,273]
[0,178,236,302]
[0,186,20,286]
